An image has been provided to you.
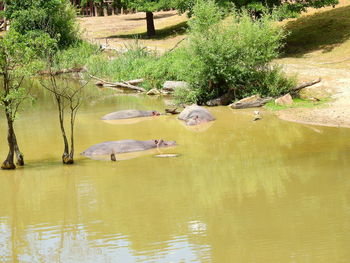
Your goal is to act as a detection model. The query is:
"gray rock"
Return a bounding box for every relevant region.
[162,81,189,92]
[275,93,293,106]
[146,88,161,96]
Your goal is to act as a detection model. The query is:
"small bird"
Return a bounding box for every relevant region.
[253,110,262,121]
[309,97,320,102]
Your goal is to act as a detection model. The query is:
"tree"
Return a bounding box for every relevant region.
[122,0,173,36]
[0,30,47,169]
[4,0,79,48]
[175,0,339,17]
[40,49,90,165]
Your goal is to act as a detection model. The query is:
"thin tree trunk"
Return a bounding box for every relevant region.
[58,102,71,164]
[2,112,16,170]
[68,110,75,164]
[146,12,156,37]
[13,133,24,166]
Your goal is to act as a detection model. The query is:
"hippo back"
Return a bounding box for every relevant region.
[101,110,153,120]
[178,105,215,124]
[81,139,176,157]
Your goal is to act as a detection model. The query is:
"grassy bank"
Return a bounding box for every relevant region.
[61,1,295,105]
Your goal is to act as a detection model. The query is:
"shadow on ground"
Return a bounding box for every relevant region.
[283,5,350,57]
[107,21,188,40]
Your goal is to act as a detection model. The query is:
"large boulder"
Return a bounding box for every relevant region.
[162,81,189,93]
[275,93,293,106]
[178,105,216,126]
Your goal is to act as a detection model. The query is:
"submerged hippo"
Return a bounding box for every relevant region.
[101,110,160,120]
[81,139,176,161]
[178,105,216,126]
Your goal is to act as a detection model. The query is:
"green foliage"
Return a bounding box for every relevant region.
[175,0,293,104]
[175,0,339,18]
[265,98,329,111]
[0,29,54,119]
[121,0,173,12]
[53,41,100,69]
[5,0,79,48]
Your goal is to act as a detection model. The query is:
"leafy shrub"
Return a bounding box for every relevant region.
[174,0,294,104]
[6,0,79,48]
[86,41,190,90]
[54,41,100,69]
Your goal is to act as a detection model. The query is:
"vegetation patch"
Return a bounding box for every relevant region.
[265,97,330,111]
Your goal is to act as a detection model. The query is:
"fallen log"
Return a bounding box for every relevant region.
[38,67,86,76]
[124,79,144,85]
[90,75,146,92]
[230,97,273,109]
[292,78,321,92]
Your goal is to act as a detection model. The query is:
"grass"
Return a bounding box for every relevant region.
[283,5,350,56]
[265,98,330,111]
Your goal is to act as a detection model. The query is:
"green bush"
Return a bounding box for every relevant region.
[175,0,295,104]
[86,41,190,90]
[54,41,100,69]
[6,0,79,48]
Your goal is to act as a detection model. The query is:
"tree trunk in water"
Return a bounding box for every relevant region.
[146,12,156,37]
[67,111,75,165]
[2,114,16,170]
[58,106,72,165]
[13,134,24,166]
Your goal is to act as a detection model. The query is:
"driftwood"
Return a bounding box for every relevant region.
[38,67,86,76]
[90,75,146,92]
[165,108,180,115]
[230,97,273,109]
[292,78,321,92]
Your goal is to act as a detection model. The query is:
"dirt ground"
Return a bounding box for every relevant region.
[276,61,350,128]
[78,3,350,128]
[78,10,188,52]
[275,0,350,128]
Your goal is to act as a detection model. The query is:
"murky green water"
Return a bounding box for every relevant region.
[1,84,350,263]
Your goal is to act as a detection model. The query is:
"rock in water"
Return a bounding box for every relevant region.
[155,154,180,158]
[146,88,161,96]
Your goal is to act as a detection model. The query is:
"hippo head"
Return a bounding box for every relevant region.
[186,115,201,126]
[152,111,161,116]
[154,139,177,148]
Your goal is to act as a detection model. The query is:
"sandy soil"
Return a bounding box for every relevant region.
[276,61,350,128]
[79,10,187,52]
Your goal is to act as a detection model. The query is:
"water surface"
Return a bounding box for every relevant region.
[1,85,350,263]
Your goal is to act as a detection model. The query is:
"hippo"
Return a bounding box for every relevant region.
[81,139,176,161]
[178,105,216,126]
[101,110,160,120]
